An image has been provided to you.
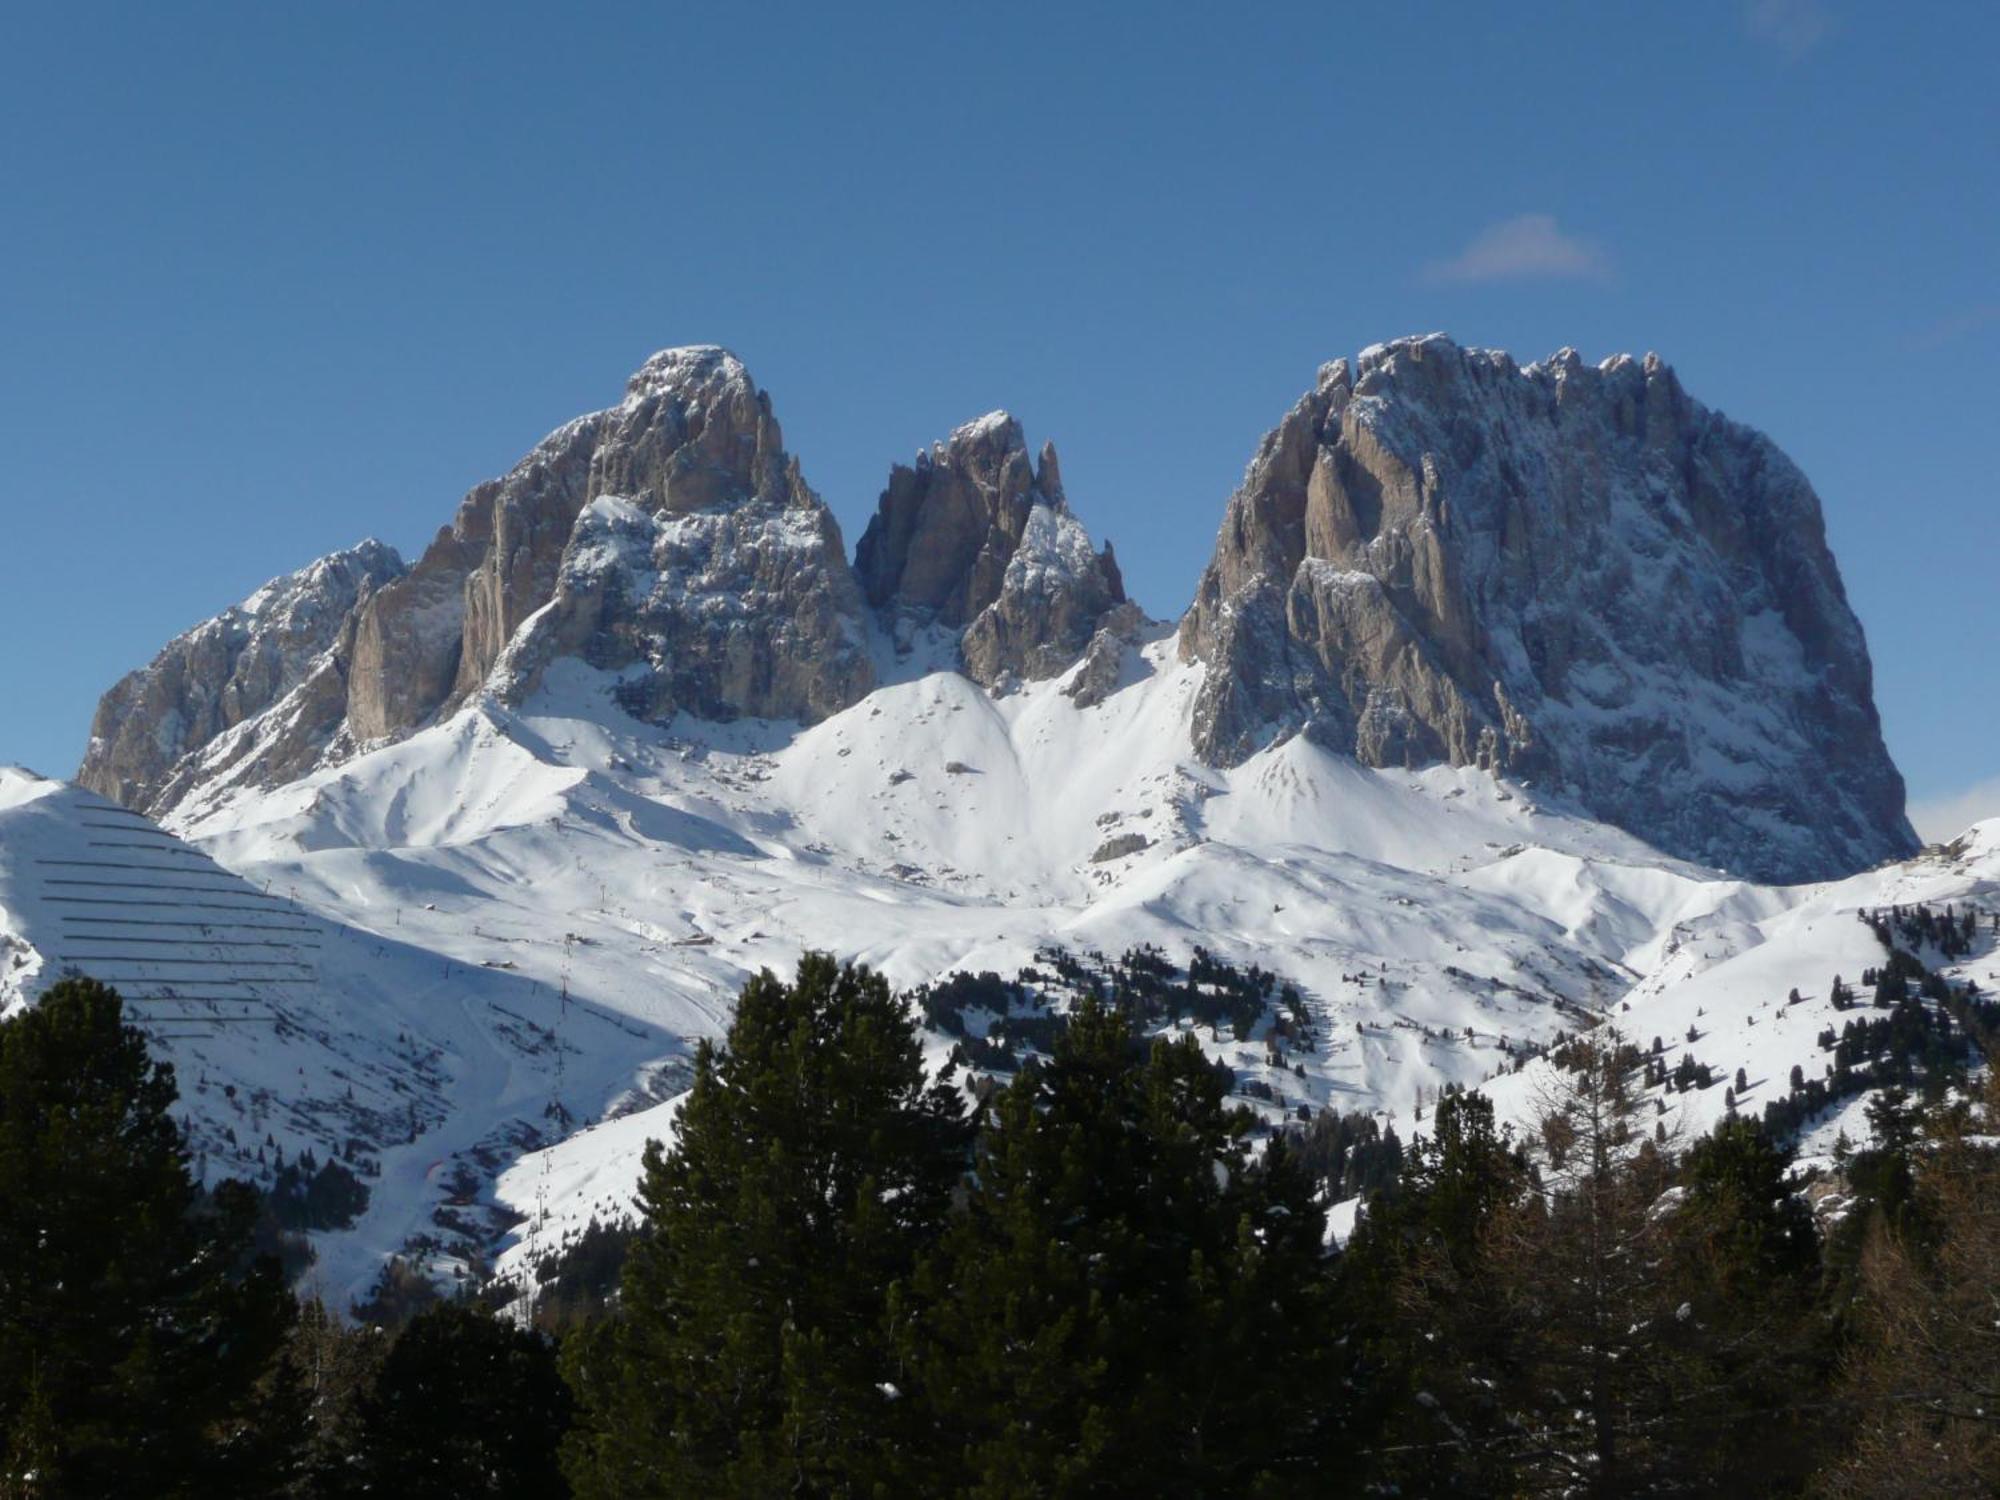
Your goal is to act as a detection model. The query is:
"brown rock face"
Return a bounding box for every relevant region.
[856,413,1133,688]
[82,348,875,815]
[346,347,857,743]
[1180,334,1915,883]
[78,541,405,811]
[497,349,874,725]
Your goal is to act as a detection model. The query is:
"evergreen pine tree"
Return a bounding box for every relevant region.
[1663,1118,1830,1488]
[1337,1087,1528,1495]
[561,955,966,1498]
[0,976,293,1495]
[349,1302,571,1497]
[901,997,1332,1497]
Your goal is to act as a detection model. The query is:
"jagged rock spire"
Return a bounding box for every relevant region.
[856,411,1136,689]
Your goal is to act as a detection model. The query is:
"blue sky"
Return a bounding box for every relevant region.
[2,2,1993,835]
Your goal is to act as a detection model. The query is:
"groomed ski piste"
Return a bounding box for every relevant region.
[5,635,1996,1309]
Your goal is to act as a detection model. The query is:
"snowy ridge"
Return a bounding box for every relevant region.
[0,762,689,1309]
[18,644,1991,1295]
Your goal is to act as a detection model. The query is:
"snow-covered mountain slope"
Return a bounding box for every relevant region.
[26,336,1982,1303]
[488,821,1999,1290]
[16,624,1990,1299]
[1485,821,2000,1160]
[0,763,684,1308]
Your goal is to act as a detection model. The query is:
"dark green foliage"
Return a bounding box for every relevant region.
[899,996,1334,1497]
[1760,952,1993,1140]
[1862,901,1978,962]
[1682,1118,1818,1281]
[6,916,1995,1494]
[1282,1107,1404,1199]
[917,944,1312,1080]
[529,1216,642,1330]
[1656,1119,1832,1490]
[348,1302,571,1497]
[561,954,968,1498]
[0,976,294,1496]
[1333,1088,1528,1493]
[917,968,1064,1073]
[268,1152,371,1232]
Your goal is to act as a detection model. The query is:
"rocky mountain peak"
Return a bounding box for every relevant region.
[77,336,1916,884]
[621,343,744,399]
[592,345,800,517]
[1180,333,1914,883]
[78,539,407,811]
[347,344,874,744]
[856,411,1137,689]
[496,348,873,726]
[84,351,879,818]
[1034,438,1066,508]
[856,410,1039,623]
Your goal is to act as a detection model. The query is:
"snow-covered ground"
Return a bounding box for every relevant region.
[4,640,1995,1308]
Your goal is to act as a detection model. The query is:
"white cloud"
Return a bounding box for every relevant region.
[1423,215,1610,286]
[1909,774,2000,844]
[1907,303,2000,353]
[1744,0,1834,60]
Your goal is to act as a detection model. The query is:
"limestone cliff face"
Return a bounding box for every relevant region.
[1180,334,1915,883]
[495,348,873,725]
[78,334,1916,885]
[78,541,405,810]
[346,411,603,743]
[344,347,856,741]
[83,349,874,816]
[856,412,1136,689]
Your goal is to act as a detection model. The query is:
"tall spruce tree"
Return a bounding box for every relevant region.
[561,955,967,1498]
[1362,1034,1832,1496]
[347,1302,571,1497]
[1335,1087,1529,1496]
[1660,1117,1830,1490]
[900,996,1332,1497]
[0,976,293,1496]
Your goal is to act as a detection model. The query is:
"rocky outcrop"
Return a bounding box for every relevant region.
[78,335,1917,885]
[856,412,1134,688]
[346,411,603,743]
[345,346,833,743]
[78,541,405,810]
[1180,334,1915,883]
[496,349,873,724]
[82,349,874,816]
